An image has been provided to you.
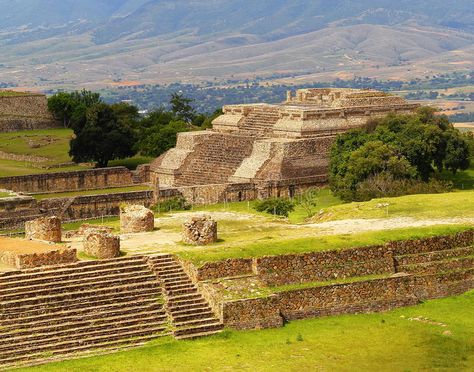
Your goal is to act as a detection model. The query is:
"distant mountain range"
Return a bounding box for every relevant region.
[0,0,472,90]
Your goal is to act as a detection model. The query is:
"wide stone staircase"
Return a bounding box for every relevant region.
[175,134,255,186]
[0,256,169,370]
[239,108,280,137]
[148,254,224,339]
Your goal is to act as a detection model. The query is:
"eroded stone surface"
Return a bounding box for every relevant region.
[120,204,155,234]
[25,216,62,243]
[182,215,217,245]
[83,230,120,259]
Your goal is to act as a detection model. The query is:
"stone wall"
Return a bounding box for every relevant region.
[254,245,393,286]
[0,191,154,230]
[188,231,473,330]
[0,167,137,193]
[0,94,59,132]
[188,231,474,283]
[222,296,284,330]
[0,247,77,269]
[40,191,154,221]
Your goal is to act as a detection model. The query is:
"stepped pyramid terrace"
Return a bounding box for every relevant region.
[151,88,419,204]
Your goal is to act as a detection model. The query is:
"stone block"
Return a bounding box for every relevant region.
[25,216,62,243]
[83,230,120,259]
[120,204,155,233]
[183,215,218,245]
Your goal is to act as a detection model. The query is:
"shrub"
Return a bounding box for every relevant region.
[254,198,295,217]
[153,197,191,213]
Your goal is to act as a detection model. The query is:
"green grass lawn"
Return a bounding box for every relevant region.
[32,185,153,200]
[19,290,474,372]
[316,190,474,222]
[0,129,152,177]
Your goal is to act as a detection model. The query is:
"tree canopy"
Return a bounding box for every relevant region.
[329,108,471,201]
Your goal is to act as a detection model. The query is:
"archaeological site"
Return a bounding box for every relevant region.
[0,88,472,370]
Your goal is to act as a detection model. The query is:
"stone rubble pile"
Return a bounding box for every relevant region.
[25,216,62,243]
[83,230,120,259]
[182,215,218,246]
[120,204,155,233]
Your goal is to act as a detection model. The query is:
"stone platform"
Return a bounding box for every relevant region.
[0,237,76,269]
[151,88,419,204]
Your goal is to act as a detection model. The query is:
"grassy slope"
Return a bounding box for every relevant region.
[19,290,474,372]
[316,190,474,222]
[0,129,152,176]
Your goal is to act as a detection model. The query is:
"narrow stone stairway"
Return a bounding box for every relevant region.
[148,254,224,339]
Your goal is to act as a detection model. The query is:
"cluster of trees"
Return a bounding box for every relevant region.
[48,90,220,167]
[329,108,472,201]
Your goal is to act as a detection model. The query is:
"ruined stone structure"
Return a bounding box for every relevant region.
[25,216,62,243]
[151,89,418,204]
[182,215,218,245]
[0,232,471,368]
[120,205,155,234]
[0,92,59,132]
[83,230,121,259]
[0,237,76,269]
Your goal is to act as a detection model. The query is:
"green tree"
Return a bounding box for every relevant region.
[170,92,195,124]
[69,103,136,168]
[48,89,102,130]
[329,108,470,201]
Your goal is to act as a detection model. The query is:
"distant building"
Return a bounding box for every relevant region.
[151,88,419,204]
[0,91,59,132]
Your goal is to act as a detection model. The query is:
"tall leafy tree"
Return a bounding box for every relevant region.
[69,103,136,168]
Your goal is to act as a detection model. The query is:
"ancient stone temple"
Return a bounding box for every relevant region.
[151,88,418,204]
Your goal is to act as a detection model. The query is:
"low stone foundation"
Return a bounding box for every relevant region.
[83,231,120,259]
[182,215,218,245]
[25,216,62,243]
[0,237,76,269]
[120,205,155,234]
[183,231,474,330]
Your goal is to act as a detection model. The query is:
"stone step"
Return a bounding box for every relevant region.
[0,273,158,301]
[395,246,474,266]
[171,304,212,316]
[0,287,159,318]
[159,272,189,281]
[0,298,163,327]
[0,310,168,346]
[0,333,160,370]
[0,269,155,295]
[166,287,197,297]
[174,328,223,340]
[163,281,195,290]
[168,299,208,312]
[0,256,146,282]
[0,263,150,291]
[0,324,168,364]
[172,310,215,323]
[174,322,224,338]
[0,281,159,309]
[174,317,220,328]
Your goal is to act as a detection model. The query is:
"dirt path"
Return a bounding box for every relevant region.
[300,217,474,235]
[66,212,474,255]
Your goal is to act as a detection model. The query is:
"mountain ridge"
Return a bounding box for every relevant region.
[0,1,472,89]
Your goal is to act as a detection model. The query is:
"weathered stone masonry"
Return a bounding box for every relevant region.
[151,88,419,205]
[0,93,59,132]
[181,231,474,330]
